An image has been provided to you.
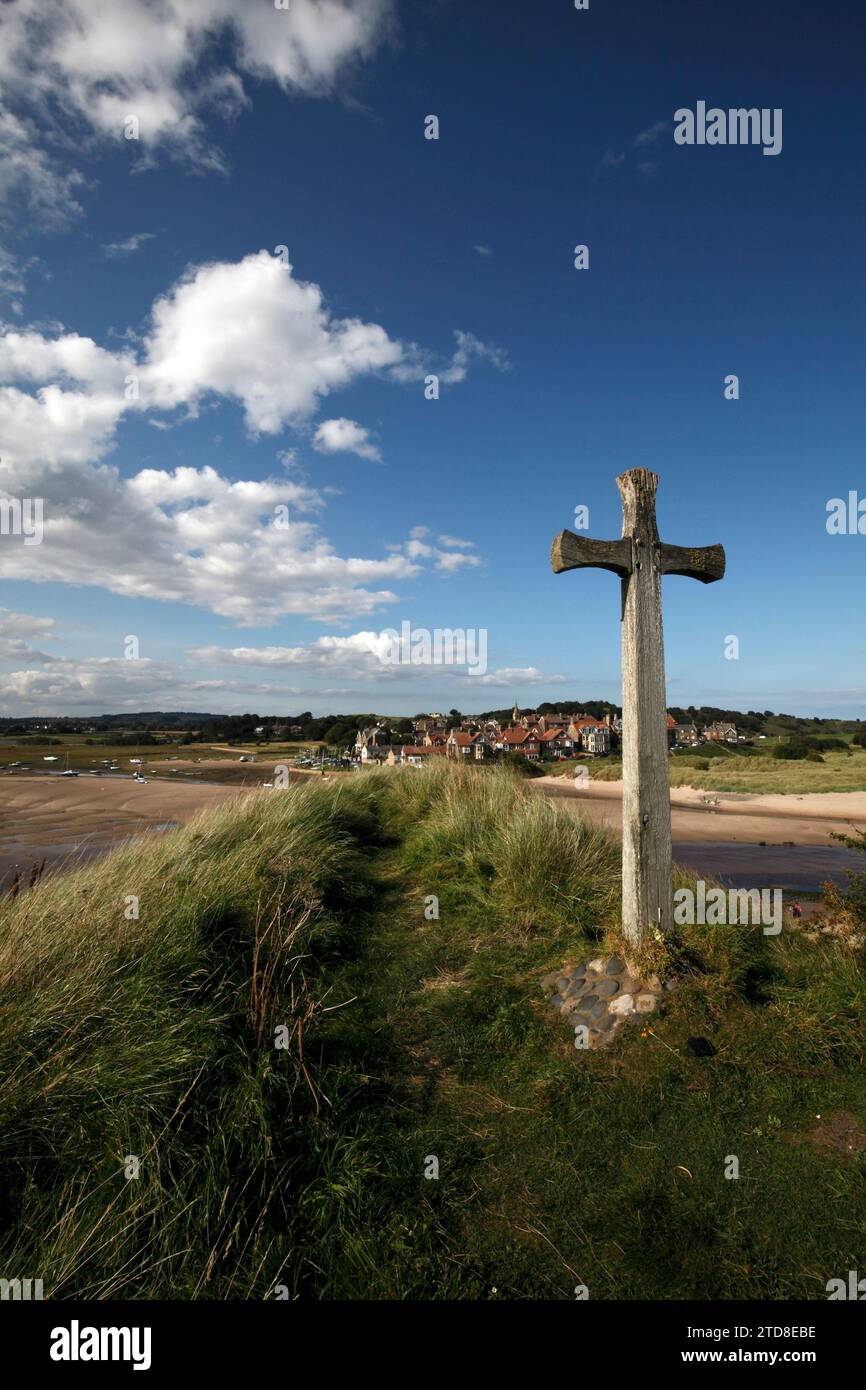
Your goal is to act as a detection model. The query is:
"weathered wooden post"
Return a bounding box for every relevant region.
[551,469,725,948]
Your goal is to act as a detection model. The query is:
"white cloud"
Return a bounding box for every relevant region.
[634,120,669,146]
[102,232,156,258]
[0,639,56,664]
[385,528,482,574]
[313,417,382,462]
[0,107,87,232]
[190,631,398,678]
[0,458,422,624]
[0,253,505,462]
[0,253,492,623]
[0,609,58,640]
[434,550,482,575]
[473,244,492,257]
[597,119,669,180]
[437,535,474,550]
[390,328,509,386]
[140,252,403,433]
[0,656,315,713]
[188,635,537,687]
[0,245,26,315]
[0,0,393,197]
[0,608,59,665]
[465,667,565,687]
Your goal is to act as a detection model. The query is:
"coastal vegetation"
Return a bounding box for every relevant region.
[1,763,864,1299]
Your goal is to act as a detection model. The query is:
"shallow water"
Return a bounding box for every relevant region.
[672,841,865,893]
[0,822,180,893]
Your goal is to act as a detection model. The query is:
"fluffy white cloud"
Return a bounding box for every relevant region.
[0,0,392,193]
[313,417,381,462]
[0,458,422,623]
[140,253,402,433]
[387,527,482,574]
[0,253,504,467]
[0,254,493,623]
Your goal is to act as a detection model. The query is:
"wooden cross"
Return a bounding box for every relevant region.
[551,468,725,949]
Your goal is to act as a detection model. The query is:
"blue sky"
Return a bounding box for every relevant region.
[0,0,863,717]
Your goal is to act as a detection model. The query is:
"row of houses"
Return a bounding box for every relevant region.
[672,720,739,745]
[357,710,614,763]
[354,708,740,764]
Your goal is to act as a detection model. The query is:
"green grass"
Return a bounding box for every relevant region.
[573,746,866,794]
[1,762,865,1300]
[665,746,866,793]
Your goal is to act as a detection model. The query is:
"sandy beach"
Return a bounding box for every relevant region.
[536,776,866,845]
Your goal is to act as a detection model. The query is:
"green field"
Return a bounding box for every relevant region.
[576,744,866,795]
[666,747,866,794]
[1,761,865,1299]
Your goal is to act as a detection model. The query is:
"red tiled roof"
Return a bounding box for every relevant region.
[500,727,529,745]
[449,731,473,745]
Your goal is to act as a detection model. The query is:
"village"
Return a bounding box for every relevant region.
[351,706,741,767]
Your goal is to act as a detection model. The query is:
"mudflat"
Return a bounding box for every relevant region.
[0,772,252,887]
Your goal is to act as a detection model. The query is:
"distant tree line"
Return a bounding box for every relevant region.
[1,705,863,749]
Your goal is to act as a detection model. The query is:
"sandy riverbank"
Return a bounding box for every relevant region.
[536,776,866,845]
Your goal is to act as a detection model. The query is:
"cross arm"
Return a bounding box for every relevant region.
[658,542,725,584]
[551,530,632,577]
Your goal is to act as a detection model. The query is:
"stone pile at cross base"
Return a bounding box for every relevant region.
[541,954,668,1050]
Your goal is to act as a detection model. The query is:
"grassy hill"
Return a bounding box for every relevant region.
[1,762,864,1299]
